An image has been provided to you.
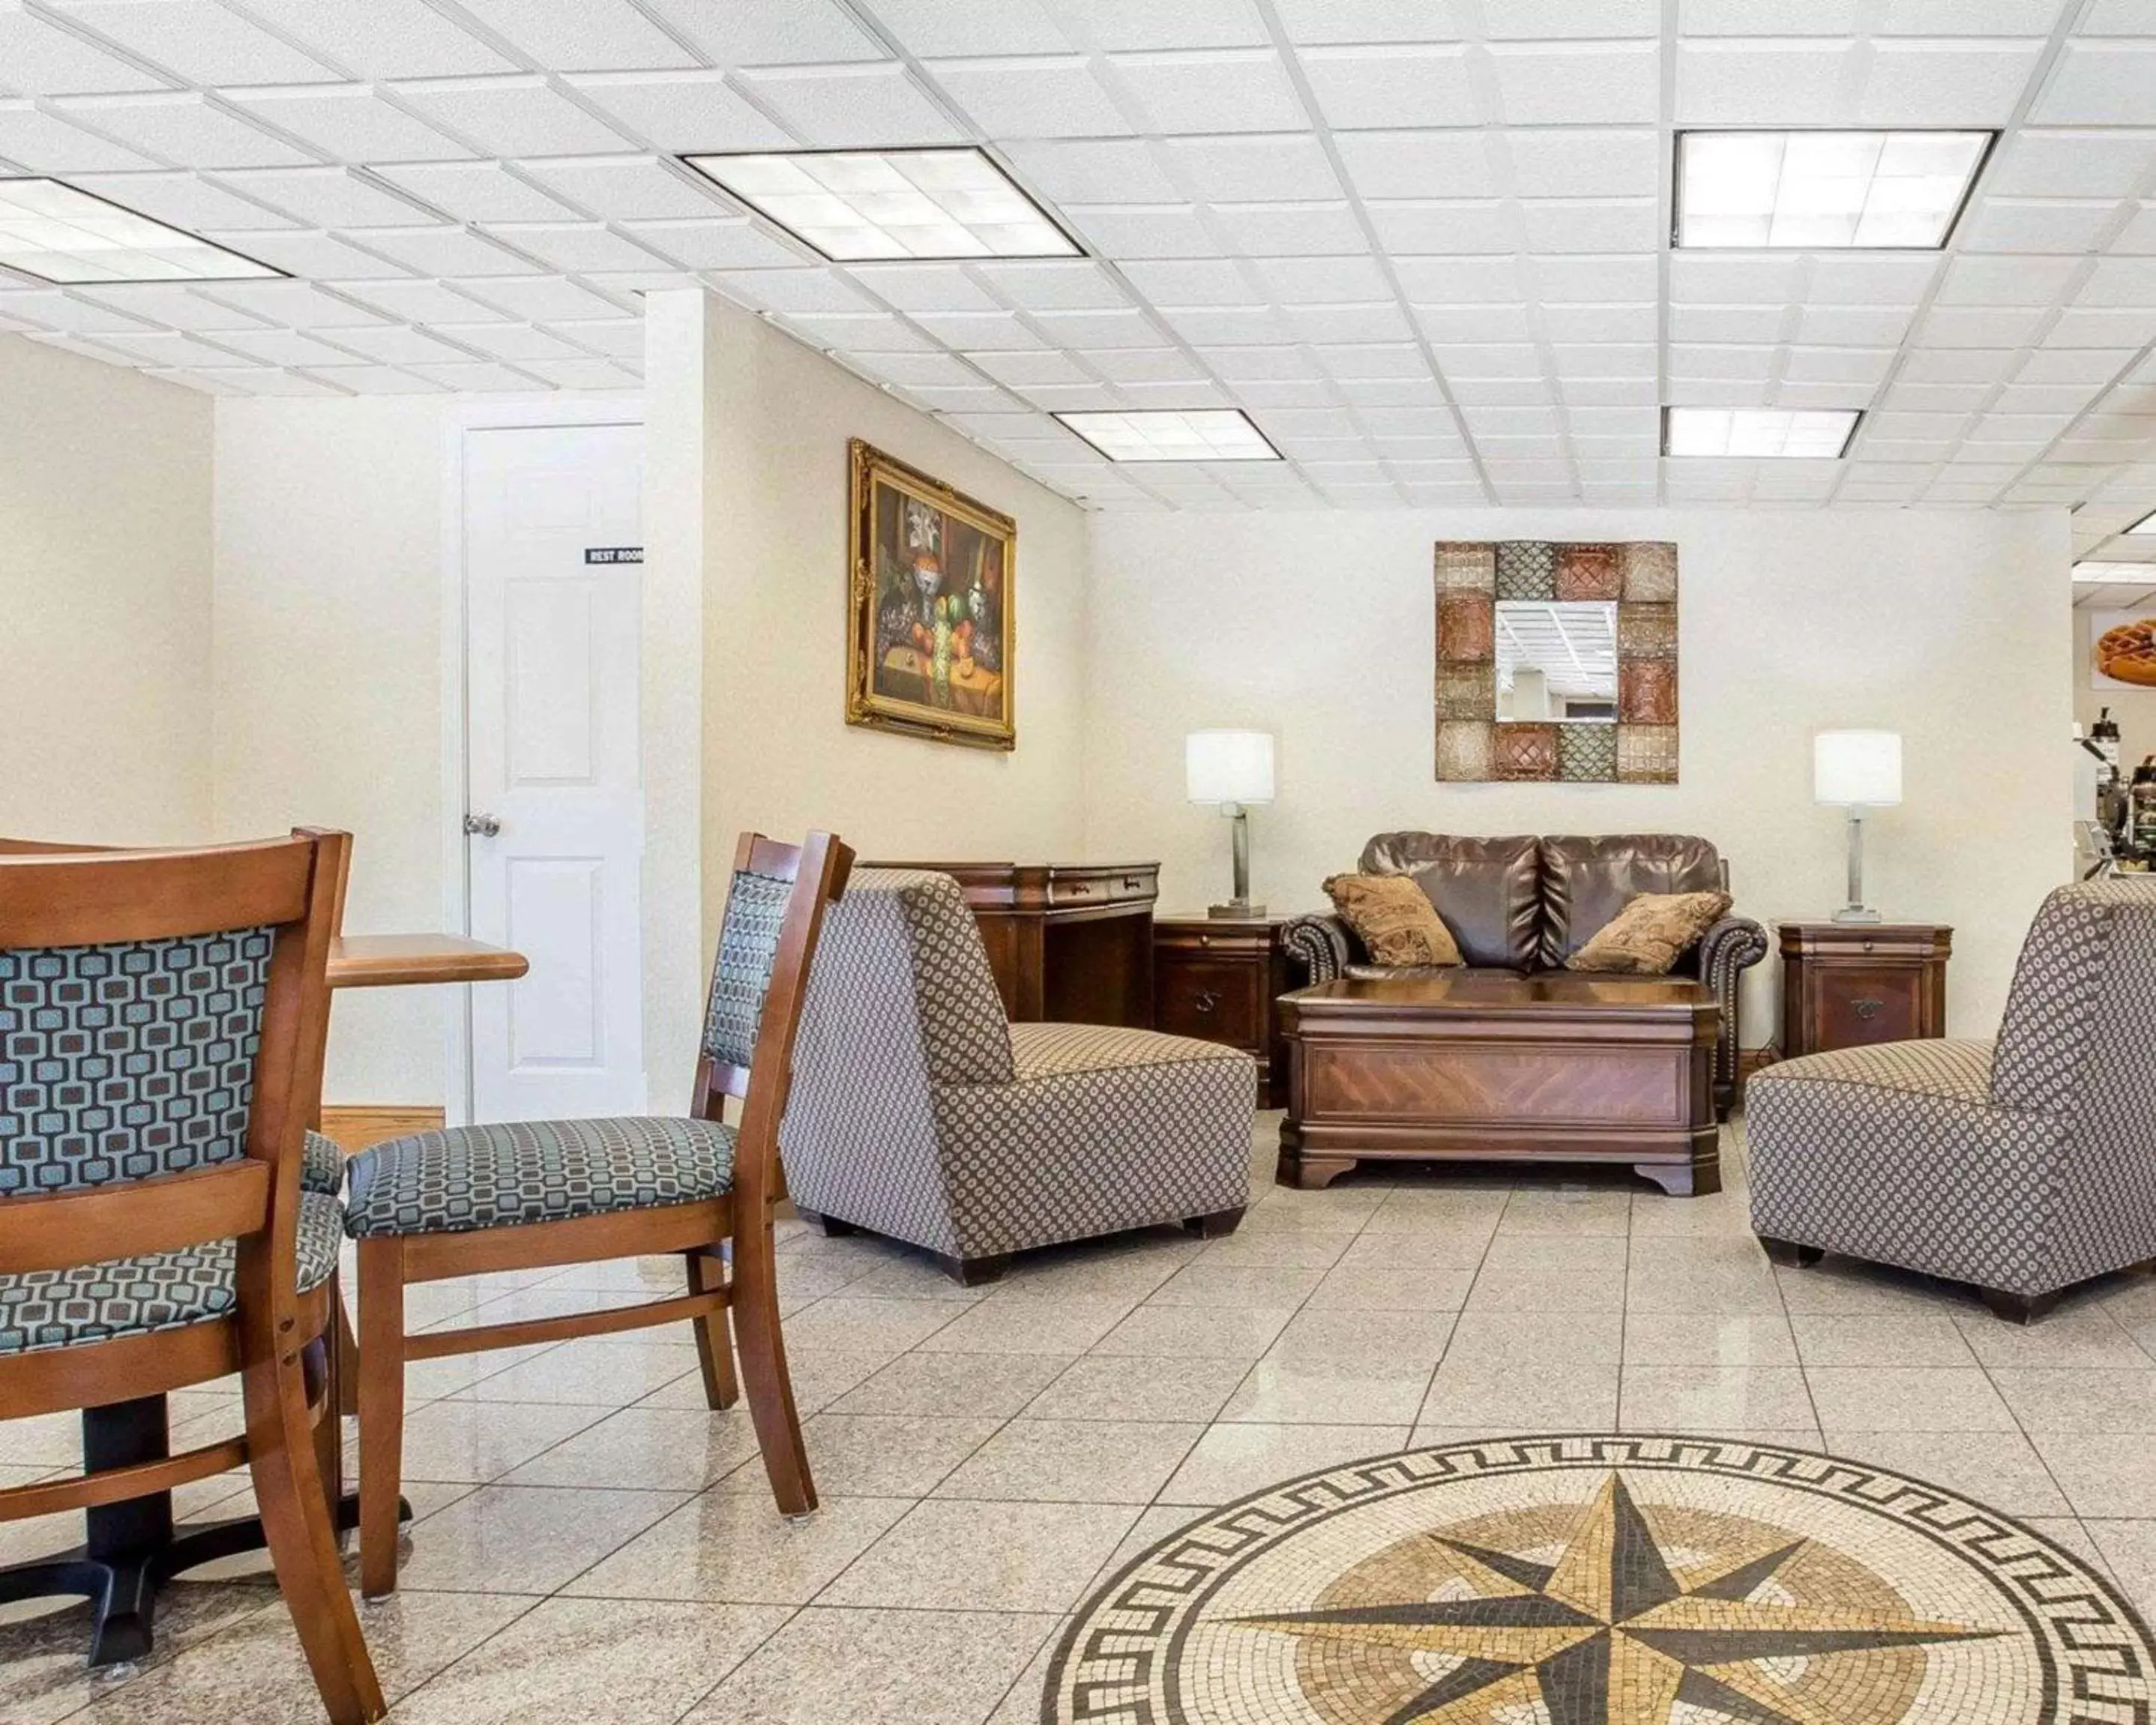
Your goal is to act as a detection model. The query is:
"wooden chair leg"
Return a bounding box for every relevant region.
[685,1248,739,1411]
[306,1329,343,1536]
[243,1316,385,1724]
[731,1230,816,1519]
[334,1296,360,1417]
[356,1238,406,1600]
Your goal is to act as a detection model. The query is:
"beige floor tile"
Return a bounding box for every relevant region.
[829,1351,1074,1418]
[1773,1262,1967,1315]
[1624,1262,1783,1316]
[1218,1355,1437,1426]
[395,1484,686,1594]
[2085,1519,2156,1621]
[1143,1262,1328,1309]
[913,1294,1136,1355]
[1496,1190,1633,1235]
[779,1297,968,1359]
[0,1581,283,1725]
[1955,1307,2151,1369]
[1627,1189,1756,1237]
[395,1400,610,1484]
[1620,1314,1797,1367]
[1193,1229,1353,1268]
[1269,1307,1458,1363]
[713,1414,1001,1499]
[1618,1366,1815,1431]
[0,1412,85,1470]
[2029,1433,2156,1517]
[684,1606,1057,1725]
[1803,1368,2017,1432]
[59,1589,533,1725]
[1479,1235,1628,1274]
[500,1406,762,1491]
[1361,1191,1509,1235]
[1336,1230,1493,1269]
[1788,1312,1979,1368]
[1419,1359,1619,1429]
[563,1491,910,1604]
[1464,1266,1627,1313]
[448,1338,704,1405]
[1303,1265,1477,1311]
[820,1499,1139,1613]
[2026,1515,2108,1567]
[389,1596,788,1724]
[1157,1423,1410,1506]
[1819,1429,2070,1516]
[1085,1504,1208,1592]
[932,1419,1205,1503]
[995,1242,1201,1302]
[1444,1309,1625,1366]
[838,1257,994,1301]
[986,1618,1074,1725]
[1090,1304,1294,1359]
[636,1347,883,1415]
[1023,1355,1252,1423]
[1991,1368,2156,1434]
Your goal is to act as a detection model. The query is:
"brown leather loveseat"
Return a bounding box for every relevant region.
[1281,833,1768,1116]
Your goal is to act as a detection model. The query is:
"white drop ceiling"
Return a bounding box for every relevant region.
[4,0,2156,544]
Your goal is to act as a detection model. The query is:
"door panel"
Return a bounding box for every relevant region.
[465,422,645,1122]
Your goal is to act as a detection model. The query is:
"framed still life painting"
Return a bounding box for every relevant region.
[847,438,1016,750]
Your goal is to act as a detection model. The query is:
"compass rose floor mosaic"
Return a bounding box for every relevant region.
[1049,1435,2156,1725]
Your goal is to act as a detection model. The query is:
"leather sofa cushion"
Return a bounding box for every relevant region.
[1541,834,1724,967]
[1359,832,1541,970]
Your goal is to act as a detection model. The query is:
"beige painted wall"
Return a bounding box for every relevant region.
[0,335,213,844]
[1083,507,2074,1044]
[651,291,1091,961]
[212,397,449,1104]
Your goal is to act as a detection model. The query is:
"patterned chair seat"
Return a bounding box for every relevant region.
[344,1117,737,1240]
[0,1190,345,1354]
[302,1129,345,1196]
[1750,1038,1996,1105]
[1008,1022,1249,1082]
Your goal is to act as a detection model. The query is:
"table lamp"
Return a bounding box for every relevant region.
[1814,730,1901,924]
[1187,730,1274,918]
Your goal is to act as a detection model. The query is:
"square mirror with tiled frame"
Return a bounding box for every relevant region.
[1434,540,1679,784]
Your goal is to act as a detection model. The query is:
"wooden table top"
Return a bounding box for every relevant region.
[1291,969,1716,1016]
[327,934,528,990]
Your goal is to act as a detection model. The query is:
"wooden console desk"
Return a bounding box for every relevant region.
[865,860,1159,1028]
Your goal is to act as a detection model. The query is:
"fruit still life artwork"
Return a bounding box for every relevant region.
[847,438,1017,750]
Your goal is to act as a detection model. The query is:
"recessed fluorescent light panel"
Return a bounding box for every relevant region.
[1054,410,1281,463]
[2125,509,2156,535]
[1664,407,1860,459]
[0,177,281,284]
[680,147,1078,262]
[1675,130,1993,250]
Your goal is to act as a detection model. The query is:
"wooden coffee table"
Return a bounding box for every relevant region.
[1278,971,1720,1196]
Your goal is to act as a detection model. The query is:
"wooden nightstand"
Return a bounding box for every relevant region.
[1153,916,1290,1107]
[1777,922,1952,1059]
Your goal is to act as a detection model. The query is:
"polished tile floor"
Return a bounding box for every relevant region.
[9,1116,2156,1723]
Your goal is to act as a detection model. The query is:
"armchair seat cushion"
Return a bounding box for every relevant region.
[302,1128,345,1196]
[1750,1037,1996,1105]
[344,1117,736,1240]
[1008,1022,1240,1081]
[0,1190,345,1355]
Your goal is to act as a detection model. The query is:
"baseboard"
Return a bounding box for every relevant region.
[319,1105,445,1151]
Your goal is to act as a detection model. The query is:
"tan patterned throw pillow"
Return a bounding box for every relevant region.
[1566,890,1732,976]
[1323,874,1464,967]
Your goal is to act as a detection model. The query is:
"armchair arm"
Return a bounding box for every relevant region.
[1696,915,1769,1113]
[1281,913,1352,983]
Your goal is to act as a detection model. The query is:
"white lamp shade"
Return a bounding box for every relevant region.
[1186,730,1275,806]
[1814,730,1902,807]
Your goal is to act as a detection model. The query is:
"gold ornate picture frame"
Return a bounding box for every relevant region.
[847,439,1017,751]
[1434,539,1678,784]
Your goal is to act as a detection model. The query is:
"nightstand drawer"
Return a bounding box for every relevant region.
[1776,921,1952,1061]
[1155,958,1263,1050]
[1809,967,1931,1050]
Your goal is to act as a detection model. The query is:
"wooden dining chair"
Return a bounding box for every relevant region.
[0,833,384,1724]
[347,831,853,1596]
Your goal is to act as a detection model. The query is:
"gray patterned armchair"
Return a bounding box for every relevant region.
[1750,880,2156,1322]
[1282,833,1767,1117]
[779,870,1255,1284]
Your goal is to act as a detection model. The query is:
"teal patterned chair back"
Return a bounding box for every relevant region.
[0,927,276,1196]
[702,868,795,1071]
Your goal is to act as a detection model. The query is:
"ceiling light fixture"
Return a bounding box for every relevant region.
[2075,561,2156,579]
[1054,410,1281,463]
[680,147,1078,263]
[0,177,282,284]
[2125,509,2156,535]
[1674,130,1994,250]
[1663,407,1860,459]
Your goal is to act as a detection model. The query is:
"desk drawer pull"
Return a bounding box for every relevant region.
[1852,999,1883,1020]
[1192,989,1220,1014]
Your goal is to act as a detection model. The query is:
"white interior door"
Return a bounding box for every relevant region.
[463,422,645,1122]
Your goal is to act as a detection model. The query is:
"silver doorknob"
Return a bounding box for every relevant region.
[463,813,502,838]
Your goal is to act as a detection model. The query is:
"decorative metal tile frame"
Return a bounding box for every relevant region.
[1433,540,1678,785]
